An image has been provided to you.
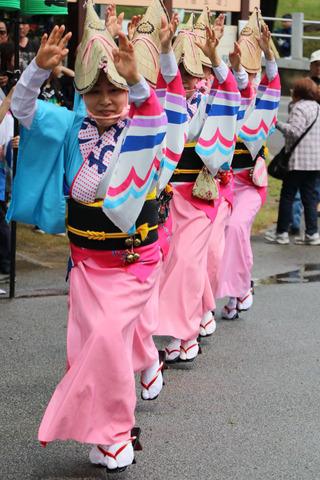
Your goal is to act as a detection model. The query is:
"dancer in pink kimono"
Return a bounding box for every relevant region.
[216,25,281,319]
[9,2,185,473]
[156,24,241,362]
[200,40,255,335]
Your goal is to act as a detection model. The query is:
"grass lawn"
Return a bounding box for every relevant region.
[276,0,320,58]
[253,175,281,234]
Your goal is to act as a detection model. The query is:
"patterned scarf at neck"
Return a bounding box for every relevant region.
[187,91,202,122]
[71,117,127,203]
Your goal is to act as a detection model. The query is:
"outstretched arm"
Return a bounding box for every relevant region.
[105,3,124,39]
[257,24,278,81]
[158,13,179,84]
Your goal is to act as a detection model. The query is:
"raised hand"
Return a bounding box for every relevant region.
[159,13,179,54]
[105,3,124,38]
[213,13,225,43]
[36,25,72,70]
[229,41,242,72]
[195,26,220,66]
[257,23,274,60]
[127,15,142,41]
[112,32,140,85]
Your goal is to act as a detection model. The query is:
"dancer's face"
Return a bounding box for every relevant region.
[83,72,127,129]
[180,65,199,98]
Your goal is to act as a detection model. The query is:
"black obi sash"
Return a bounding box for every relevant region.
[231,142,265,170]
[171,143,203,183]
[67,197,158,251]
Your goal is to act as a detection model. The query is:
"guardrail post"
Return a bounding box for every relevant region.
[291,12,304,59]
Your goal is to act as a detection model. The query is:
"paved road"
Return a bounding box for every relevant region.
[1,235,320,480]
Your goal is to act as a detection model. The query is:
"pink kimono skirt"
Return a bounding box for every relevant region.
[216,174,266,299]
[156,187,214,341]
[38,242,161,446]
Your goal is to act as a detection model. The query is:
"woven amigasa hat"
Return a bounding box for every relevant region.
[257,9,280,59]
[173,13,204,78]
[194,7,212,68]
[132,0,169,87]
[238,9,262,74]
[74,0,127,94]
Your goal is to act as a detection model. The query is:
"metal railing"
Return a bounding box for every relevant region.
[262,13,320,60]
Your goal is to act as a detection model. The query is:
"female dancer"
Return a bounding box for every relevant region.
[156,24,241,362]
[8,2,184,473]
[216,24,281,319]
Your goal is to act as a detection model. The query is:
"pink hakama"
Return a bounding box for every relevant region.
[156,189,213,341]
[38,244,160,446]
[215,176,263,299]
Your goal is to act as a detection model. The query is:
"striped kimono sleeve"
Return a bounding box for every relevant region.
[102,88,167,233]
[236,82,255,134]
[156,71,188,191]
[238,73,281,159]
[195,70,241,172]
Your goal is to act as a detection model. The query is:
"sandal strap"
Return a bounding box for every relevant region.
[224,305,236,314]
[140,362,163,391]
[165,347,180,355]
[180,342,198,354]
[98,440,133,460]
[237,290,252,303]
[201,319,214,329]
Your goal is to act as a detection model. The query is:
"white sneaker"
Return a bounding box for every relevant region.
[265,231,290,245]
[89,440,134,471]
[264,226,276,239]
[237,289,253,311]
[180,339,199,361]
[164,338,181,363]
[294,233,320,246]
[199,311,217,337]
[141,359,164,400]
[221,297,238,320]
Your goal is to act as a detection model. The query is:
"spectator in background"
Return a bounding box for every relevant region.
[0,42,14,93]
[309,50,320,216]
[266,78,320,245]
[0,21,8,45]
[310,49,320,87]
[19,23,39,72]
[275,14,292,58]
[39,64,75,109]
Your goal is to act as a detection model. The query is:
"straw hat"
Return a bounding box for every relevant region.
[74,0,127,94]
[238,9,262,74]
[132,0,169,87]
[194,7,212,68]
[173,14,204,78]
[257,10,280,59]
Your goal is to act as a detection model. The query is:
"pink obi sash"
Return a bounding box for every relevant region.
[173,183,221,223]
[70,241,161,283]
[234,170,267,205]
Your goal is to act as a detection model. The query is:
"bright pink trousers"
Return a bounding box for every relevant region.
[215,177,262,299]
[38,255,160,446]
[203,198,231,313]
[156,189,212,341]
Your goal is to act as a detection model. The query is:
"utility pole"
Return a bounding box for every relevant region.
[67,0,86,69]
[240,0,250,20]
[164,0,172,17]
